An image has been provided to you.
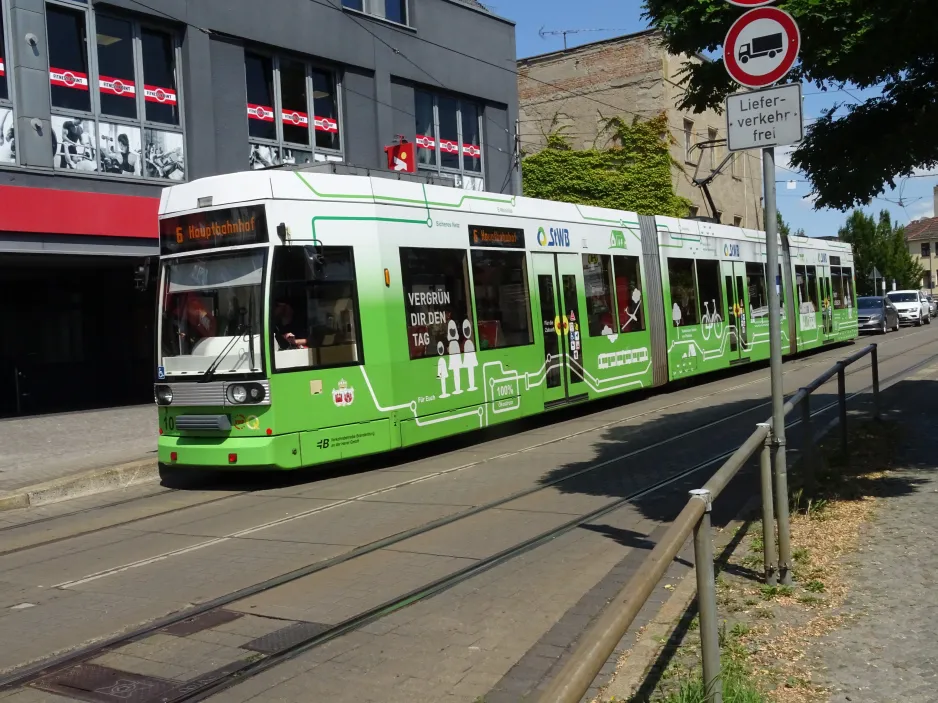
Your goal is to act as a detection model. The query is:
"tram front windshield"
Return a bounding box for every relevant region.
[159,250,266,378]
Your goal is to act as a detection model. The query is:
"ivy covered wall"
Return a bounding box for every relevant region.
[521,114,692,218]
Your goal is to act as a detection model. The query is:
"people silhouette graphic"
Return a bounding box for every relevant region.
[461,319,478,391]
[447,320,463,395]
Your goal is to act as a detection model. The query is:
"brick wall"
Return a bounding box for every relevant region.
[518,31,763,229]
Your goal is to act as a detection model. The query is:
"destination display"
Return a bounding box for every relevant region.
[468,224,525,249]
[159,205,268,255]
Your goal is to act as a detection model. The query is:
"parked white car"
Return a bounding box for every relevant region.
[887,290,931,326]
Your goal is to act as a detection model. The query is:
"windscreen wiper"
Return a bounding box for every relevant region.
[200,327,245,383]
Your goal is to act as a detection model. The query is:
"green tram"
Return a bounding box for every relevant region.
[155,170,857,470]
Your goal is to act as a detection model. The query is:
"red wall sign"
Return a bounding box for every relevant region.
[385,142,416,172]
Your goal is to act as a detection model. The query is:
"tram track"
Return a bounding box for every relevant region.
[1,327,923,559]
[3,337,934,700]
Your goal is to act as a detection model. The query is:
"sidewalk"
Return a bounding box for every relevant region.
[0,404,157,493]
[815,364,938,702]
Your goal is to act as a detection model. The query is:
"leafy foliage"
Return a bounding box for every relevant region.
[837,210,925,293]
[521,114,692,217]
[777,210,805,238]
[641,0,938,210]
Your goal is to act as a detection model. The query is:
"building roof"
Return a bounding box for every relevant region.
[517,29,661,65]
[905,216,938,242]
[449,0,491,12]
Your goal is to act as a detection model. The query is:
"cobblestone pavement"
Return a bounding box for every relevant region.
[0,405,157,491]
[818,365,938,703]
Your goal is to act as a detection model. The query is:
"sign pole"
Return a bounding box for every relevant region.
[761,146,792,586]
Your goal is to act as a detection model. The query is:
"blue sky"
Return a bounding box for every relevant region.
[497,0,938,237]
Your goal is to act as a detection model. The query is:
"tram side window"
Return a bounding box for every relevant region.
[613,255,645,332]
[806,265,820,312]
[470,250,533,350]
[400,247,474,360]
[582,254,616,336]
[746,262,769,322]
[695,260,722,322]
[667,258,698,326]
[842,267,854,307]
[269,246,364,371]
[831,266,851,309]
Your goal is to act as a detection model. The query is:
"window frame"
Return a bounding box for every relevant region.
[581,253,617,338]
[612,254,646,334]
[683,119,694,164]
[44,0,186,182]
[0,0,15,167]
[708,127,718,170]
[922,243,930,258]
[414,87,485,188]
[341,0,410,27]
[245,48,344,170]
[733,215,743,227]
[667,256,699,327]
[268,244,366,374]
[731,152,740,179]
[469,248,534,351]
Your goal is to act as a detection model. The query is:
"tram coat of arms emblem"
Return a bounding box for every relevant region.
[332,379,355,407]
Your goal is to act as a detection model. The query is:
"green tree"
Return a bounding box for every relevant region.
[521,114,692,217]
[836,210,924,293]
[641,0,938,211]
[776,211,805,239]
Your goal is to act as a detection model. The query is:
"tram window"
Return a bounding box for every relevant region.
[832,266,850,309]
[695,260,722,322]
[806,265,820,312]
[400,247,474,360]
[582,254,616,336]
[470,250,533,350]
[667,258,698,326]
[842,267,854,307]
[269,246,364,371]
[746,262,769,322]
[613,255,645,333]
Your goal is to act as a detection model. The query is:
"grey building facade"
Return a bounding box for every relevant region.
[0,0,518,415]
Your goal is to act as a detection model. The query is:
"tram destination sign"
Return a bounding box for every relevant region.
[160,205,269,255]
[469,224,525,249]
[725,83,803,151]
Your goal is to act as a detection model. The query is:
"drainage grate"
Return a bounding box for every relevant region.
[32,664,177,703]
[162,609,243,637]
[242,621,332,654]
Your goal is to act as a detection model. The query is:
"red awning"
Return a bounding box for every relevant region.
[0,184,159,239]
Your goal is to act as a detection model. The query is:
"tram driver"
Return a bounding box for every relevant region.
[272,298,310,350]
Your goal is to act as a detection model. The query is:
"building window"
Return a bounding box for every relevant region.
[342,0,408,25]
[400,247,474,360]
[246,52,342,170]
[925,271,933,289]
[45,3,184,180]
[688,206,699,218]
[683,119,694,163]
[270,246,364,371]
[414,88,484,186]
[922,243,930,258]
[733,215,743,227]
[731,152,740,179]
[470,250,533,350]
[0,5,12,167]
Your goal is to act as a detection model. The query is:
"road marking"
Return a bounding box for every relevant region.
[52,329,929,590]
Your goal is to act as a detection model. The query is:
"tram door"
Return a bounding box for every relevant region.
[532,253,587,407]
[817,265,836,341]
[720,260,750,362]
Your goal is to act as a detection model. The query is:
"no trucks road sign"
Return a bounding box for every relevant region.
[724,6,800,88]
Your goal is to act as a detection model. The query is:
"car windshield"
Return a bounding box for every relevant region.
[858,297,882,308]
[159,251,266,377]
[887,292,918,303]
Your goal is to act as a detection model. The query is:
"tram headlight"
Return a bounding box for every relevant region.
[228,384,248,404]
[155,385,173,406]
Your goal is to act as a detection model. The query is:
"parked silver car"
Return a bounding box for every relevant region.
[927,294,938,317]
[858,296,899,334]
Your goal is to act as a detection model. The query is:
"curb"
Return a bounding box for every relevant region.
[0,458,160,512]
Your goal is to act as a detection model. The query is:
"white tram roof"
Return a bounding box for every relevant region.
[159,170,851,257]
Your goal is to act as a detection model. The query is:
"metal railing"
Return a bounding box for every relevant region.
[537,343,881,703]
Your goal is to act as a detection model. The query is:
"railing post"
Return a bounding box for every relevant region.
[800,391,816,495]
[690,489,722,703]
[838,362,848,461]
[772,429,793,587]
[757,424,777,586]
[871,344,880,421]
